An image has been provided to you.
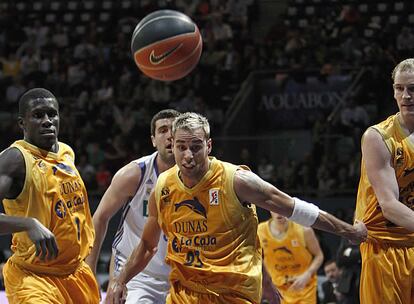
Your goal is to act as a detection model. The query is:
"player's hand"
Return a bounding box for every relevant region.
[349,220,367,244]
[27,218,59,261]
[289,271,311,291]
[105,277,127,304]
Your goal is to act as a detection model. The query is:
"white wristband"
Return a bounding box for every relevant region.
[289,197,320,227]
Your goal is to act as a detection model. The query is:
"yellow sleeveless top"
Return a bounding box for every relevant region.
[155,157,262,303]
[355,114,414,245]
[2,140,95,275]
[257,220,315,290]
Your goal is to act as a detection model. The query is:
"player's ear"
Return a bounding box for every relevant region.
[17,116,25,131]
[151,135,156,148]
[207,138,212,155]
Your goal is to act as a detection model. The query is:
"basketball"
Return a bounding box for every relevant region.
[131,10,203,81]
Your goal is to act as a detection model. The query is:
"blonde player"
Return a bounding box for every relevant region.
[0,88,99,303]
[355,58,414,303]
[258,212,323,304]
[107,112,366,304]
[86,109,180,303]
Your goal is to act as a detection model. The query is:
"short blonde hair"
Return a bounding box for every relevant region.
[172,112,210,139]
[392,58,414,81]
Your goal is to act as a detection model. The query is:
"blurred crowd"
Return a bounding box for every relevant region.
[0,0,258,193]
[0,0,412,198]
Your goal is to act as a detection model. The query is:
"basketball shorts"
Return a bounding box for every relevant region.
[167,281,257,304]
[278,282,317,304]
[3,260,100,304]
[360,242,414,304]
[113,251,169,304]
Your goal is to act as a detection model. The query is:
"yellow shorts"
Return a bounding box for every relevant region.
[3,260,100,304]
[166,281,258,304]
[278,282,317,304]
[360,242,414,304]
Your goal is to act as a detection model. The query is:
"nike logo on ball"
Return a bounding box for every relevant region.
[149,43,183,65]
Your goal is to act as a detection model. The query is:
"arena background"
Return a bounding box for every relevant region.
[0,0,412,302]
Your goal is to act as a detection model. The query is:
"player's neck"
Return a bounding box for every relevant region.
[399,112,414,134]
[178,159,211,188]
[156,156,174,174]
[270,220,288,239]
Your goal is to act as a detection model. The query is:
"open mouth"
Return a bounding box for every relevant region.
[182,164,195,170]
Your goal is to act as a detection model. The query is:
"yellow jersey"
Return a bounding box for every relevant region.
[155,157,262,303]
[257,220,315,291]
[355,114,414,245]
[2,140,95,275]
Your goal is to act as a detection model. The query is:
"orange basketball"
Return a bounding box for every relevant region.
[131,10,203,81]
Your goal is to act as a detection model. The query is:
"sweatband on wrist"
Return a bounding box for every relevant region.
[289,197,320,227]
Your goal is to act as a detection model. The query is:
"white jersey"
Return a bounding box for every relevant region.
[112,152,170,279]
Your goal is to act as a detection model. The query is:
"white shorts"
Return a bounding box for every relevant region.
[114,251,170,304]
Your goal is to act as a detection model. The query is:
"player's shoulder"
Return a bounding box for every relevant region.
[134,151,158,164]
[0,146,24,173]
[106,163,138,190]
[362,124,385,142]
[115,161,142,180]
[58,141,74,154]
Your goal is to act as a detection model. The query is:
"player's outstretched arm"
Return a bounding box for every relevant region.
[105,191,161,304]
[233,169,367,244]
[362,128,414,232]
[86,162,141,274]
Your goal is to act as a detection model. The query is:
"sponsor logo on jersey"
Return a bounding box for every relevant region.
[52,162,75,175]
[161,186,170,204]
[171,235,217,252]
[174,220,208,234]
[273,246,293,255]
[209,189,219,205]
[175,197,207,218]
[273,246,295,264]
[60,180,82,195]
[55,200,67,219]
[37,160,47,172]
[291,239,299,247]
[403,167,414,176]
[396,147,404,167]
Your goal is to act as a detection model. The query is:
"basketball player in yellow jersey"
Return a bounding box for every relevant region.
[355,58,414,304]
[258,212,323,304]
[107,112,367,304]
[0,88,99,303]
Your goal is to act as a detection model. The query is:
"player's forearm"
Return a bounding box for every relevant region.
[85,218,109,273]
[0,213,33,234]
[118,240,157,284]
[307,253,323,276]
[312,212,355,239]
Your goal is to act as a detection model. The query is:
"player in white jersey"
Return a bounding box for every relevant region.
[86,109,180,303]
